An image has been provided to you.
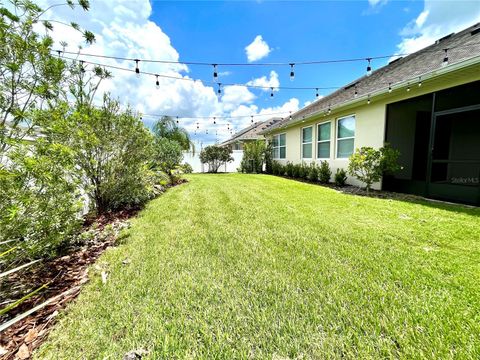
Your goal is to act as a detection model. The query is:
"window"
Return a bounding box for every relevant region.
[317,122,331,159]
[337,115,355,158]
[272,133,286,159]
[301,126,313,159]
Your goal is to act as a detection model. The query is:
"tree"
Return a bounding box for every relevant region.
[43,95,156,213]
[200,145,233,173]
[153,116,195,154]
[348,144,401,193]
[239,140,266,173]
[153,137,183,183]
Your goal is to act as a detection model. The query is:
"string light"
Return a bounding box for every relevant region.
[217,83,222,95]
[270,87,274,97]
[366,58,372,76]
[418,76,422,87]
[289,63,295,81]
[79,60,85,73]
[251,115,254,123]
[388,83,392,93]
[135,59,140,77]
[155,75,160,88]
[196,122,199,130]
[206,129,208,134]
[213,117,216,124]
[442,49,449,67]
[354,86,358,98]
[289,111,292,120]
[367,94,371,105]
[327,105,331,115]
[406,83,411,92]
[176,116,179,124]
[213,64,218,81]
[315,88,319,98]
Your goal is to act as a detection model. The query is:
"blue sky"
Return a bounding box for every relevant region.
[43,0,480,144]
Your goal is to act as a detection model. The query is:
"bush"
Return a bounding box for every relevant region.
[285,162,295,177]
[200,145,233,173]
[318,161,332,184]
[154,137,184,184]
[334,168,348,187]
[240,140,266,173]
[307,163,319,182]
[292,164,301,178]
[348,144,401,192]
[181,163,193,174]
[265,142,274,174]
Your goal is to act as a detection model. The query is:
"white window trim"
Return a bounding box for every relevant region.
[273,133,286,160]
[336,114,356,159]
[316,120,331,160]
[301,125,313,159]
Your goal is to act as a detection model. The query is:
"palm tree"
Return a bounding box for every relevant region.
[152,116,195,154]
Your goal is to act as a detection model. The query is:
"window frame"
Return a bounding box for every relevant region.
[272,133,286,160]
[301,125,313,159]
[316,120,331,160]
[336,114,356,159]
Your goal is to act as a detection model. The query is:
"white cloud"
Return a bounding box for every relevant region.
[245,35,272,62]
[35,1,296,144]
[395,0,480,55]
[368,0,386,6]
[246,71,280,91]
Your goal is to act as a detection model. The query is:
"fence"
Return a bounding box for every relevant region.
[183,150,243,173]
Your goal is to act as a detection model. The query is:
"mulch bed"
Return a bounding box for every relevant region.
[0,209,137,360]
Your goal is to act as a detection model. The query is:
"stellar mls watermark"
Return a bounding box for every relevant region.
[451,177,479,185]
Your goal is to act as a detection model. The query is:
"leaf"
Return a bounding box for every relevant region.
[25,328,38,343]
[16,344,30,359]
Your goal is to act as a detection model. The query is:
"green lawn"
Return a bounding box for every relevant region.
[37,174,480,359]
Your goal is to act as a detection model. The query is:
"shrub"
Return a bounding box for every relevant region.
[334,168,348,187]
[271,161,282,176]
[292,164,302,178]
[181,163,193,174]
[240,140,266,173]
[154,137,184,183]
[318,161,332,184]
[265,142,274,174]
[285,162,295,177]
[200,145,233,173]
[307,163,319,182]
[348,144,401,192]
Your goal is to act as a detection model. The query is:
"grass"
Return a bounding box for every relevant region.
[37,174,480,359]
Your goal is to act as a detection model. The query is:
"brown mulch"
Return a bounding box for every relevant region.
[0,210,137,360]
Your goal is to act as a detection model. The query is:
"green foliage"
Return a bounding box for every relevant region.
[239,140,266,173]
[271,161,285,176]
[153,137,184,183]
[43,95,157,213]
[153,116,194,154]
[264,142,273,174]
[0,140,82,261]
[334,168,348,187]
[348,144,401,192]
[318,161,332,184]
[285,162,295,177]
[307,162,319,182]
[181,162,193,174]
[200,146,233,173]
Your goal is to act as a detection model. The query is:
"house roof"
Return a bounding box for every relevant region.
[262,22,480,134]
[220,117,282,146]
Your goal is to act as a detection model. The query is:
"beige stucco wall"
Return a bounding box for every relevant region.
[269,64,480,190]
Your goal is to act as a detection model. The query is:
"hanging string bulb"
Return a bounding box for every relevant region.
[388,83,392,93]
[418,76,422,87]
[354,86,358,98]
[217,83,222,96]
[213,64,218,81]
[406,83,411,92]
[367,94,371,105]
[289,111,292,120]
[442,49,449,67]
[289,63,295,81]
[155,75,160,89]
[327,104,331,115]
[56,50,62,57]
[206,129,208,134]
[315,88,319,98]
[176,116,179,124]
[196,122,199,130]
[270,87,274,97]
[213,117,216,125]
[251,115,254,123]
[134,59,140,77]
[366,58,372,76]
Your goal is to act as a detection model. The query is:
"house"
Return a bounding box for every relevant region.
[220,117,282,150]
[261,23,480,206]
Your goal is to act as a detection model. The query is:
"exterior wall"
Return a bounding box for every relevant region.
[268,65,480,190]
